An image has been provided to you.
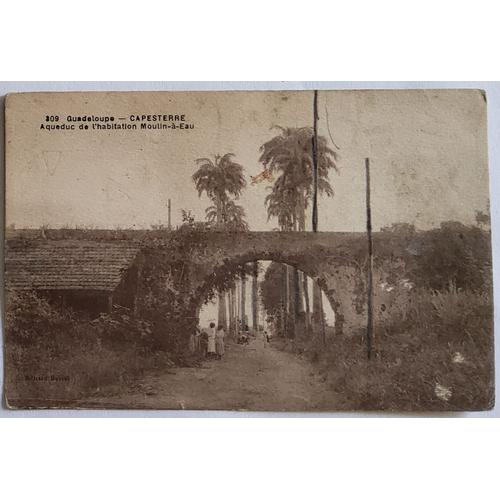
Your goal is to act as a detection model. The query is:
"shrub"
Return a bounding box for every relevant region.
[4,291,176,405]
[275,286,494,411]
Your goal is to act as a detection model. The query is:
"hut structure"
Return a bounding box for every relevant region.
[5,239,142,316]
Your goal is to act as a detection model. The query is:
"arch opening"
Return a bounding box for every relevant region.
[195,256,339,340]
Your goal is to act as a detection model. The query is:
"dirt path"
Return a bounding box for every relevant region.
[87,335,336,411]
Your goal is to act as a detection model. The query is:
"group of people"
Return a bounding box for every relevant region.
[189,322,225,360]
[189,321,273,359]
[237,324,272,345]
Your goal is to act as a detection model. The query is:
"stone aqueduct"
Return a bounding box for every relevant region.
[7,228,409,336]
[146,230,377,335]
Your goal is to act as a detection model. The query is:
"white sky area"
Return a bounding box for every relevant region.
[6,89,489,231]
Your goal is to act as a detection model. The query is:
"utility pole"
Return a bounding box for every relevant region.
[365,158,374,360]
[312,90,319,232]
[167,199,172,229]
[312,90,324,341]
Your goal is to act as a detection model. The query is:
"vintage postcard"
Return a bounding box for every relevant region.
[3,89,494,411]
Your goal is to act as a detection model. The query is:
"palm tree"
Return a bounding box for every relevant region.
[251,261,259,333]
[240,268,247,329]
[193,153,246,226]
[263,181,297,336]
[260,126,338,334]
[260,126,337,228]
[227,202,249,334]
[207,199,249,335]
[206,200,249,231]
[193,154,247,331]
[264,175,297,231]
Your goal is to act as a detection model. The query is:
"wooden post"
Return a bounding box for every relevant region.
[167,199,172,229]
[365,158,374,360]
[312,90,319,232]
[312,90,322,339]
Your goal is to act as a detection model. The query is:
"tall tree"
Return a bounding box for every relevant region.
[193,154,247,331]
[260,126,337,225]
[260,262,286,327]
[240,268,247,328]
[263,179,296,336]
[260,126,337,334]
[193,153,246,225]
[251,261,259,332]
[207,199,249,334]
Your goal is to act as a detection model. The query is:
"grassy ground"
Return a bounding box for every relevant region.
[3,291,182,407]
[5,342,177,407]
[4,286,494,411]
[274,286,495,411]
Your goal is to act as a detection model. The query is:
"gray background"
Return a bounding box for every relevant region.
[1,81,498,417]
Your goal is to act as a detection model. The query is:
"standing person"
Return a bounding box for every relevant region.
[207,322,217,359]
[215,325,225,359]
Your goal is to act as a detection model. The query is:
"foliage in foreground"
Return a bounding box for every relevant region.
[275,286,494,411]
[4,291,183,404]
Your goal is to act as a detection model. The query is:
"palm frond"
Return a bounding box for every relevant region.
[259,125,338,225]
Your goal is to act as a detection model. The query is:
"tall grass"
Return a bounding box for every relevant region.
[277,285,494,411]
[4,291,178,406]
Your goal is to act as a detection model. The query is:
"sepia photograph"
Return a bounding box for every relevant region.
[3,89,495,411]
[3,3,500,499]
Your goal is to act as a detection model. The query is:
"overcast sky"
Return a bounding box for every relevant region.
[6,89,489,231]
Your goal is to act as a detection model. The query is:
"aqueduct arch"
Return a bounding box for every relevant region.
[6,227,414,341]
[192,253,341,334]
[166,230,371,336]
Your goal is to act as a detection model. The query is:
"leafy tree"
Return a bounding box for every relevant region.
[260,126,338,335]
[414,222,491,292]
[206,200,249,231]
[193,154,246,227]
[260,262,287,334]
[260,126,337,231]
[193,153,247,331]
